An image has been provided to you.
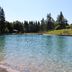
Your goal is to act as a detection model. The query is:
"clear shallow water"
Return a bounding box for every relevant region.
[0,34,72,72]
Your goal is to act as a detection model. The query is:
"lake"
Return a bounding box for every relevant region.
[0,34,72,72]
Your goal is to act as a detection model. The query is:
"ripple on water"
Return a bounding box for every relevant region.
[0,35,72,72]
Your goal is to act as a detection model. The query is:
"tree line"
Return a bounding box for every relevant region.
[0,7,71,34]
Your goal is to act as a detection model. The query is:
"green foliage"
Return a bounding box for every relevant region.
[24,21,29,32]
[56,11,68,29]
[29,21,35,32]
[35,21,40,32]
[46,13,55,30]
[5,21,13,33]
[40,18,46,31]
[0,7,5,34]
[13,20,24,33]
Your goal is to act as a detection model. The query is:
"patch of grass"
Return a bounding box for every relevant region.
[46,29,72,35]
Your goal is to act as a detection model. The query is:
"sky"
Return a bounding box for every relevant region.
[0,0,72,23]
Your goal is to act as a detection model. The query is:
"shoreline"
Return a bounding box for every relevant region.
[0,33,72,36]
[0,29,72,36]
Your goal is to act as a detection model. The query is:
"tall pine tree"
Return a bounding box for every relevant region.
[0,7,5,34]
[46,13,55,30]
[56,11,68,29]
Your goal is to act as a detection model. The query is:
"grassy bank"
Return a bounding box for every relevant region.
[1,29,72,36]
[45,29,72,36]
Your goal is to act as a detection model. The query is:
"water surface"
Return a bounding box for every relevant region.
[0,34,72,72]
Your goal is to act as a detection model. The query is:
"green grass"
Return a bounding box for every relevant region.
[46,29,72,35]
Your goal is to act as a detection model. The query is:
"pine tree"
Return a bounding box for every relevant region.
[0,7,5,34]
[56,11,68,29]
[41,18,46,31]
[46,13,55,30]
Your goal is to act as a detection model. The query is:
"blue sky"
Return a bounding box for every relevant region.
[0,0,72,23]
